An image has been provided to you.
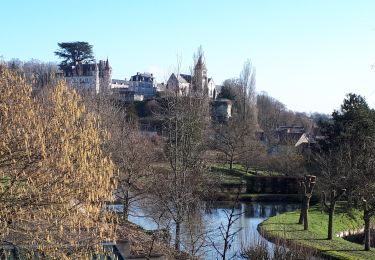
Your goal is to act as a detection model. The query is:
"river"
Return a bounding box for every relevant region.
[109,201,300,259]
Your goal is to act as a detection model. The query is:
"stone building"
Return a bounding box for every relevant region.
[212,98,233,121]
[110,72,157,101]
[128,72,157,99]
[63,59,112,94]
[166,55,216,99]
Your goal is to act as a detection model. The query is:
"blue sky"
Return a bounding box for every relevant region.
[1,0,375,113]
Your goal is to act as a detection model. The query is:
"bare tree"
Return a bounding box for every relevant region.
[312,146,349,240]
[151,93,212,251]
[213,60,259,170]
[6,58,59,90]
[240,140,267,174]
[210,195,244,260]
[148,48,216,251]
[322,189,346,240]
[110,123,156,221]
[256,92,285,144]
[239,59,257,124]
[212,117,255,169]
[298,175,316,230]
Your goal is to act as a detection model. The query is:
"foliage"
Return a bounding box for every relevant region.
[312,93,375,250]
[0,67,115,258]
[217,80,240,101]
[54,41,94,70]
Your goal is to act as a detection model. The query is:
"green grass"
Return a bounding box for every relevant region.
[210,164,248,185]
[210,163,283,185]
[260,203,375,260]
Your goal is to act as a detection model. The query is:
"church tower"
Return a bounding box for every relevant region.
[193,54,208,96]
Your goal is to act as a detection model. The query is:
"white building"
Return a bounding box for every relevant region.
[63,59,112,94]
[110,72,157,101]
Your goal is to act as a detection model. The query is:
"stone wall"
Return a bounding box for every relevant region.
[245,176,299,194]
[220,176,300,194]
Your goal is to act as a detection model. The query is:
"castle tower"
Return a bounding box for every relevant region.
[193,55,208,95]
[97,58,112,94]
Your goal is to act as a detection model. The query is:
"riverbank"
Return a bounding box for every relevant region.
[259,203,375,260]
[116,220,190,259]
[216,193,305,202]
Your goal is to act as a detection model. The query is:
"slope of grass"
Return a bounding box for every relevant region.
[260,203,375,260]
[210,163,281,185]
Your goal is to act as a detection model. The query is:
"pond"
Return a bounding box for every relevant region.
[109,201,300,259]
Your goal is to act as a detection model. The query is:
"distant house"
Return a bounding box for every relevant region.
[62,59,112,94]
[128,72,157,99]
[110,72,158,101]
[166,73,191,96]
[276,125,305,144]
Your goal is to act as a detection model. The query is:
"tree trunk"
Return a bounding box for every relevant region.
[364,211,371,251]
[123,193,129,221]
[322,189,345,240]
[328,205,335,240]
[303,196,311,230]
[298,197,304,224]
[175,220,181,251]
[229,156,234,170]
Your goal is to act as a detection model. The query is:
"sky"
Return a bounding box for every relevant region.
[1,0,375,114]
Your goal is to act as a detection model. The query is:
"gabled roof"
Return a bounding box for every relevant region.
[178,74,192,83]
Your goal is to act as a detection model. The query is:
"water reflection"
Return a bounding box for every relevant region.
[109,202,300,259]
[204,202,300,259]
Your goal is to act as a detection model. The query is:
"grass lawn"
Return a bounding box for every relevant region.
[260,203,375,260]
[210,163,281,185]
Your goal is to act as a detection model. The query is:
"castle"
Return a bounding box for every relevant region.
[62,55,219,102]
[62,59,112,94]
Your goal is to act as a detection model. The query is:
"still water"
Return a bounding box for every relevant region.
[110,202,300,259]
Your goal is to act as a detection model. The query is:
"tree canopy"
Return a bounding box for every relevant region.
[54,41,94,70]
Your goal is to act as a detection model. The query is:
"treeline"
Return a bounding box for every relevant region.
[308,93,375,250]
